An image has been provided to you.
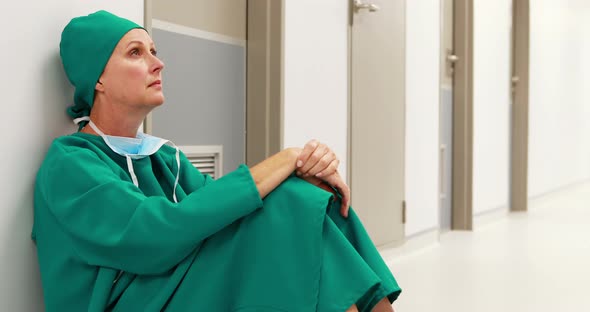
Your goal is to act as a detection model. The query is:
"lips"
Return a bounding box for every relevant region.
[148,80,162,87]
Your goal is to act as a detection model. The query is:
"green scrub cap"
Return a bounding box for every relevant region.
[60,10,144,121]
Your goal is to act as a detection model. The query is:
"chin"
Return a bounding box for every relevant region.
[147,95,165,106]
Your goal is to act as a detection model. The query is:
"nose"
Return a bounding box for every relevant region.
[151,55,164,74]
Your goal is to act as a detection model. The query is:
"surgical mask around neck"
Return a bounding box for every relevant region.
[74,116,181,203]
[88,122,168,160]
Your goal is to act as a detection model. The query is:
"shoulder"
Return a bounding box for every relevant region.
[158,144,179,157]
[38,133,119,183]
[156,144,193,166]
[45,135,90,159]
[35,134,111,198]
[44,133,104,162]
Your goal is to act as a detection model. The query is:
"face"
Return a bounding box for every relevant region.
[95,29,165,109]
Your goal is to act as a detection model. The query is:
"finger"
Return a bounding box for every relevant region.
[300,174,323,187]
[296,140,319,172]
[300,144,328,175]
[306,151,336,177]
[326,173,351,218]
[339,184,351,218]
[315,158,339,178]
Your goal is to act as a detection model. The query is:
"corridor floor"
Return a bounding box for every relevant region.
[384,182,590,311]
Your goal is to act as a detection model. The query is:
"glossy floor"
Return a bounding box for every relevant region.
[384,182,590,312]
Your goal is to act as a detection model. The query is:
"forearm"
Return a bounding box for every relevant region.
[250,147,301,198]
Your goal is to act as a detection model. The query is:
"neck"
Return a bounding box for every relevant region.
[81,98,152,138]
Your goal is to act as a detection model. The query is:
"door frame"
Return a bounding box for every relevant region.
[510,0,529,212]
[451,0,474,230]
[246,0,284,166]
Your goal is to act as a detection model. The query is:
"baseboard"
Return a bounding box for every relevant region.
[473,206,509,230]
[379,180,590,266]
[529,179,590,208]
[379,227,439,266]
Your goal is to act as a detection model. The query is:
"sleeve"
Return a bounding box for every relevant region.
[42,146,263,275]
[176,150,214,194]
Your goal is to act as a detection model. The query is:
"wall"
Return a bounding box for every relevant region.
[283,0,442,236]
[283,0,349,181]
[472,0,513,214]
[150,18,247,175]
[151,0,247,175]
[6,4,590,310]
[529,0,590,197]
[405,0,441,236]
[0,2,143,310]
[153,0,246,40]
[282,0,590,233]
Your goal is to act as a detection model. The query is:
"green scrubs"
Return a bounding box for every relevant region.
[33,132,401,312]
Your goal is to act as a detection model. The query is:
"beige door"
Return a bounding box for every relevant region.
[349,0,406,247]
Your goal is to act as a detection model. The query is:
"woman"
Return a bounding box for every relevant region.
[32,10,401,312]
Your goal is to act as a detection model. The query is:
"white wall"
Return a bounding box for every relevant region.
[472,0,513,214]
[529,0,590,197]
[0,2,143,310]
[405,0,441,236]
[283,0,349,181]
[282,0,590,237]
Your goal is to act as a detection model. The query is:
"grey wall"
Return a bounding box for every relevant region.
[151,29,246,175]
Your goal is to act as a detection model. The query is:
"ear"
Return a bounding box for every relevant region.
[95,80,105,92]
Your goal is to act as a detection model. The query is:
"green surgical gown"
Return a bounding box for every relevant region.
[32,132,401,312]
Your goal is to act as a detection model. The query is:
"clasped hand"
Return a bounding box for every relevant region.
[294,140,351,218]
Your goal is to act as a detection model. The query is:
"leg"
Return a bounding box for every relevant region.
[371,297,394,312]
[326,203,402,310]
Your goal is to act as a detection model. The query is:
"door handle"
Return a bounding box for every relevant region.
[354,0,380,13]
[446,50,459,76]
[447,54,459,63]
[511,76,520,94]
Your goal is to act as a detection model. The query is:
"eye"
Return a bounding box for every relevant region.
[151,49,158,56]
[130,48,140,56]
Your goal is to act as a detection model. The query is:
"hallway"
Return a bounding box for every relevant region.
[384,182,590,311]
